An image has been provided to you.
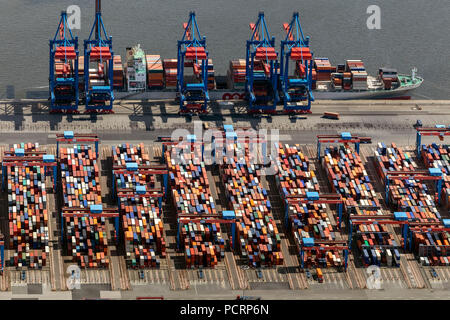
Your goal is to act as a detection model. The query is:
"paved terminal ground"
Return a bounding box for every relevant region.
[0,99,448,145]
[0,99,450,300]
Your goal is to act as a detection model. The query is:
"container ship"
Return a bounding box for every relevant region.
[49,3,423,114]
[112,58,423,101]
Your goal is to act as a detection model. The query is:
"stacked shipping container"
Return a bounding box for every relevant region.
[323,145,399,266]
[275,144,343,268]
[60,145,109,268]
[146,55,164,89]
[378,68,399,90]
[375,143,441,222]
[165,143,225,268]
[346,60,368,90]
[126,45,147,92]
[8,143,49,268]
[220,141,283,267]
[163,59,177,88]
[406,143,450,265]
[375,142,447,266]
[314,58,333,81]
[420,143,450,208]
[113,55,124,89]
[206,59,216,90]
[228,59,246,89]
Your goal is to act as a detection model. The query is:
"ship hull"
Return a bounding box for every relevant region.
[114,78,421,101]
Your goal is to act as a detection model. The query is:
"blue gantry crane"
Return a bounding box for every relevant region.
[415,126,450,156]
[245,12,279,113]
[177,12,209,114]
[84,0,114,113]
[280,12,314,113]
[317,132,372,161]
[49,11,79,113]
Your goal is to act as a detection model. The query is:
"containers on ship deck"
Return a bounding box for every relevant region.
[120,196,165,268]
[163,59,178,88]
[60,145,109,268]
[165,144,224,268]
[379,68,399,90]
[219,142,283,268]
[113,144,166,268]
[7,143,49,269]
[113,55,124,89]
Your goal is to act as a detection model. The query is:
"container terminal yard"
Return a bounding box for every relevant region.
[0,99,446,300]
[0,0,449,302]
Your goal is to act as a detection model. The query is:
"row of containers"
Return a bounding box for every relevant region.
[418,142,450,265]
[56,133,116,269]
[3,144,54,269]
[59,141,110,268]
[320,137,402,267]
[111,144,167,268]
[274,143,348,271]
[3,133,169,270]
[316,133,406,268]
[374,138,450,266]
[164,137,226,268]
[163,126,284,269]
